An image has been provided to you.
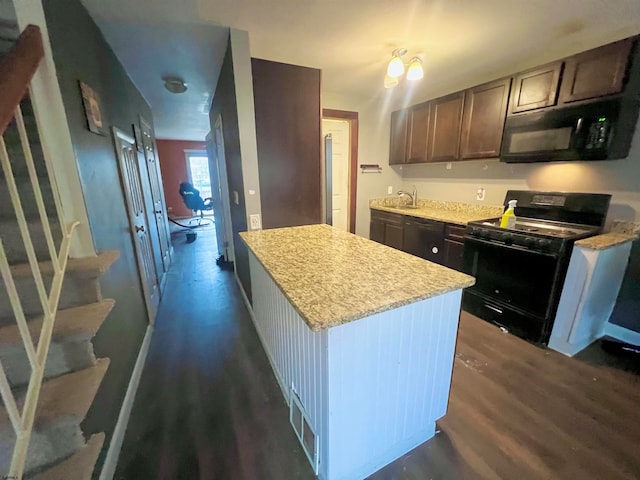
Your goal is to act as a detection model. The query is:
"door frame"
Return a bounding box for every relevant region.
[112,127,160,325]
[139,115,172,285]
[322,109,358,234]
[212,115,235,263]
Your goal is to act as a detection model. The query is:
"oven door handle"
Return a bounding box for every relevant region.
[464,236,560,259]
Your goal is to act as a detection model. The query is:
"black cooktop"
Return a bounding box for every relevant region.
[474,217,598,240]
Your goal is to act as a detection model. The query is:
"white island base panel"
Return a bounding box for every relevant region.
[248,253,462,480]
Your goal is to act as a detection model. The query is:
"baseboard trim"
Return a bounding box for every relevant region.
[234,273,252,315]
[98,324,154,480]
[603,322,640,346]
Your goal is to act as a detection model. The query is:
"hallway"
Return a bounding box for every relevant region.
[114,223,640,480]
[114,226,314,479]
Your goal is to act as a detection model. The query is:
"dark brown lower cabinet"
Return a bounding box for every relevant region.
[369,210,404,249]
[443,224,467,271]
[370,210,468,271]
[369,215,385,244]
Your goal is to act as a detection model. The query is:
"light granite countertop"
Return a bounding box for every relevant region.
[575,232,638,250]
[575,220,640,250]
[370,198,503,225]
[240,224,475,331]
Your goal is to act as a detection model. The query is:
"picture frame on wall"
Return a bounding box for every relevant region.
[132,122,144,152]
[79,81,105,135]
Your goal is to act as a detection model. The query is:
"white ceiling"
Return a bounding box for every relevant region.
[91,20,228,140]
[82,0,640,140]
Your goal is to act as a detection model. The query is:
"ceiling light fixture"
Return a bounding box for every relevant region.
[163,76,187,94]
[384,49,424,88]
[406,57,424,81]
[386,48,407,78]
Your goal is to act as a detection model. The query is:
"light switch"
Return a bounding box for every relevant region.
[387,186,393,195]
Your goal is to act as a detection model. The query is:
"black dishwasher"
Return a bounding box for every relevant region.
[403,217,445,264]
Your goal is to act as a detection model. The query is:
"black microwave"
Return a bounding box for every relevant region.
[500,98,639,163]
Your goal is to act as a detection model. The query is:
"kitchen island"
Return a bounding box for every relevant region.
[240,224,474,480]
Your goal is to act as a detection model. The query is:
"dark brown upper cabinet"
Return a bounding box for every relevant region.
[427,91,465,162]
[389,108,408,165]
[460,78,511,160]
[388,35,639,166]
[407,102,430,163]
[559,38,634,104]
[510,61,563,114]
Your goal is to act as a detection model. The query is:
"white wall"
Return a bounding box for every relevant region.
[326,83,640,234]
[230,28,263,227]
[322,91,402,237]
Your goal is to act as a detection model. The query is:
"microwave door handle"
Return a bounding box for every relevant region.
[575,117,584,134]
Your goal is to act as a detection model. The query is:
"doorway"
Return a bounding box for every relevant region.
[322,109,358,234]
[185,149,213,216]
[206,116,234,264]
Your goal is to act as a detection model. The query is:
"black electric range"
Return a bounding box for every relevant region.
[462,190,611,344]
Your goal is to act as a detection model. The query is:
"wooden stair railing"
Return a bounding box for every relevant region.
[0,25,43,136]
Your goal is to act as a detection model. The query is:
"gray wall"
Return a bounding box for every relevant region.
[43,0,155,472]
[210,36,252,301]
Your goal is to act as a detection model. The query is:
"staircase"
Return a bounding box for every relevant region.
[0,25,116,479]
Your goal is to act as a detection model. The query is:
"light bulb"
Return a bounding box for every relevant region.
[406,57,424,81]
[386,55,405,78]
[384,74,399,89]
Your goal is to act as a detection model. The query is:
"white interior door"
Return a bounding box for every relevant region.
[113,127,160,324]
[206,131,227,260]
[211,116,235,263]
[139,116,171,275]
[322,119,350,231]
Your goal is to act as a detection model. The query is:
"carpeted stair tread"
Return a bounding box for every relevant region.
[7,250,120,280]
[0,360,109,475]
[30,433,105,480]
[0,359,109,427]
[0,299,115,346]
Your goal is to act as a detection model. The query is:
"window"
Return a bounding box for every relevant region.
[185,150,212,203]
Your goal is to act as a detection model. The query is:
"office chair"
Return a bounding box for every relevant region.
[178,182,213,220]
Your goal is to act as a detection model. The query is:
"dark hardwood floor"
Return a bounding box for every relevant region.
[114,226,313,479]
[115,225,640,479]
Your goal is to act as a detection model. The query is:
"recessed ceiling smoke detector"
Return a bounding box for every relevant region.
[163,76,187,94]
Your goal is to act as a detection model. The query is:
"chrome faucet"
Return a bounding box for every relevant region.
[397,185,418,207]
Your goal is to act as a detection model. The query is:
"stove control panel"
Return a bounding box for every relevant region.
[466,225,563,254]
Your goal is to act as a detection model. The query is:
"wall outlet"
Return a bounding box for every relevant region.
[233,191,239,205]
[387,186,393,195]
[249,213,262,230]
[476,187,486,201]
